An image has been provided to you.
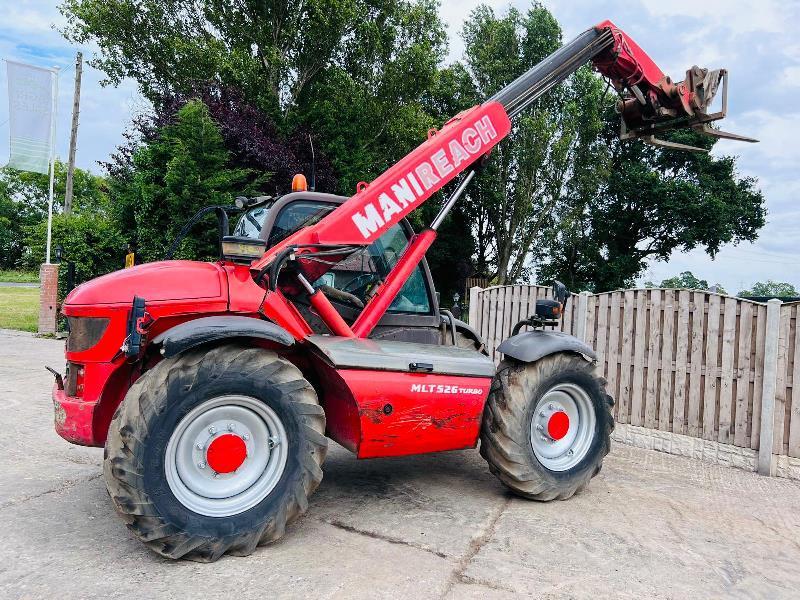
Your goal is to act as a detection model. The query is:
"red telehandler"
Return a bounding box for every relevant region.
[50,21,754,561]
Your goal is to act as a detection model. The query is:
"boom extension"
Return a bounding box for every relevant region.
[494,19,757,151]
[252,19,755,338]
[591,20,757,149]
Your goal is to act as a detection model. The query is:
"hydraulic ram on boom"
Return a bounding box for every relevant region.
[251,19,755,339]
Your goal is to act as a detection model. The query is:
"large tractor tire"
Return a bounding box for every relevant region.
[480,353,613,501]
[104,344,327,562]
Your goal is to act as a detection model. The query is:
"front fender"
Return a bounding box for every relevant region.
[497,330,596,364]
[152,315,294,358]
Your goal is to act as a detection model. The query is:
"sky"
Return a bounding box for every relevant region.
[1,0,798,294]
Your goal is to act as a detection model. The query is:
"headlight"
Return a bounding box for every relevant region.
[221,236,266,264]
[66,316,110,352]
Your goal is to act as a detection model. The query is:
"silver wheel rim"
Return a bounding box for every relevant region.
[165,395,288,517]
[529,383,596,471]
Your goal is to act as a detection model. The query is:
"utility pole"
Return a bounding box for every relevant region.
[64,51,83,215]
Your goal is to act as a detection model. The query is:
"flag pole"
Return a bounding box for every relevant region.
[45,66,59,265]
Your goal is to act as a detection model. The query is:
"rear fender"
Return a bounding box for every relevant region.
[152,316,294,358]
[497,330,596,364]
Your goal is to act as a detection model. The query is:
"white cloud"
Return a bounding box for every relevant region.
[439,0,507,61]
[638,0,784,34]
[2,5,66,36]
[780,65,800,87]
[0,0,145,173]
[715,111,800,183]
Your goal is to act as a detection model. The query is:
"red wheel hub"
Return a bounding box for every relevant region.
[205,433,247,474]
[547,411,570,440]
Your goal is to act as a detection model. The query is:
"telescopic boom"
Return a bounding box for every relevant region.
[251,20,755,338]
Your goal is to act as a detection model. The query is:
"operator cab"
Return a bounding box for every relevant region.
[233,190,459,345]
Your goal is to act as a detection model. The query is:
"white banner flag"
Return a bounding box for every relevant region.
[6,60,55,175]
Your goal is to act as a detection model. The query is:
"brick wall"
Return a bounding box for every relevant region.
[38,264,59,334]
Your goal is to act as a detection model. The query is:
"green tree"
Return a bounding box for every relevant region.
[112,100,255,262]
[538,121,765,292]
[644,271,726,294]
[24,213,126,296]
[282,0,447,193]
[0,163,108,269]
[61,0,766,298]
[60,0,447,194]
[61,0,342,115]
[453,4,607,285]
[739,280,798,298]
[63,0,458,282]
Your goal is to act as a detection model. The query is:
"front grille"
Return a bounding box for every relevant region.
[66,317,109,352]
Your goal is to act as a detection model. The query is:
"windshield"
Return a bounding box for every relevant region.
[232,203,273,239]
[267,201,336,248]
[312,223,431,314]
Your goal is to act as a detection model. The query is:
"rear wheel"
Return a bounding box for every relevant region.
[104,344,327,561]
[480,353,613,501]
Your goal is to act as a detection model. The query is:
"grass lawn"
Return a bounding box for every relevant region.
[0,270,39,283]
[0,287,40,332]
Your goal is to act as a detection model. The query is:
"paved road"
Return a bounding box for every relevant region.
[0,282,39,288]
[1,329,799,599]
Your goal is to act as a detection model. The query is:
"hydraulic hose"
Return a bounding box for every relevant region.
[164,205,237,260]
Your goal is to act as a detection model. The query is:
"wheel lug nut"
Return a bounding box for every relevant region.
[196,442,203,450]
[242,433,250,441]
[208,426,216,434]
[536,424,543,431]
[548,403,555,410]
[539,410,546,417]
[198,461,206,469]
[227,423,235,431]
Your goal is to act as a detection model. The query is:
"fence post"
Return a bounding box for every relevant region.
[575,291,591,342]
[468,286,482,328]
[758,298,782,476]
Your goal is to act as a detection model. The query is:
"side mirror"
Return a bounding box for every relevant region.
[552,280,571,306]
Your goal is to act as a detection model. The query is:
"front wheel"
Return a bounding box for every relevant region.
[103,344,327,561]
[480,353,613,501]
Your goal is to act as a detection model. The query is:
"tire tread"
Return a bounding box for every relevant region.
[480,353,613,501]
[104,345,326,561]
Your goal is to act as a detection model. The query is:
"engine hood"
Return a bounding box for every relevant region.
[65,260,228,306]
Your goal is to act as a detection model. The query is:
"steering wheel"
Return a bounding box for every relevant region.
[342,273,379,300]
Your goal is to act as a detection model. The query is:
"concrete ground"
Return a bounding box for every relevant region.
[1,329,799,599]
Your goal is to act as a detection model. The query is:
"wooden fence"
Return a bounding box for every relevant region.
[468,285,800,474]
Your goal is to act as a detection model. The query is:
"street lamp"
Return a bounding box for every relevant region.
[54,244,63,264]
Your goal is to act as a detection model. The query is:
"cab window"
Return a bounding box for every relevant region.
[267,201,336,248]
[233,205,270,238]
[313,222,432,315]
[261,199,433,315]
